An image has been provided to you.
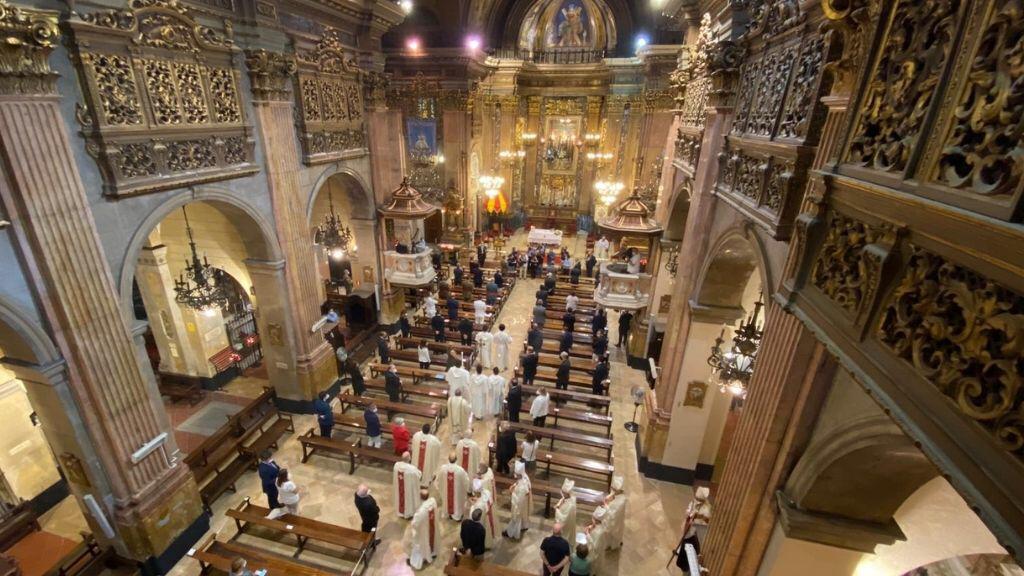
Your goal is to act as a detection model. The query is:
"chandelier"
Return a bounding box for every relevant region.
[314,189,355,261]
[173,207,229,315]
[595,179,625,206]
[479,174,505,199]
[707,294,764,398]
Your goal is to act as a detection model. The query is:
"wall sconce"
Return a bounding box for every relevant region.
[522,132,538,145]
[584,133,602,146]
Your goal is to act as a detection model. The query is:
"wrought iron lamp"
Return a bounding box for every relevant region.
[173,206,230,315]
[707,294,764,398]
[313,189,355,261]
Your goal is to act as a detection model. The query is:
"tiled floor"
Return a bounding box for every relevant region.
[165,230,692,575]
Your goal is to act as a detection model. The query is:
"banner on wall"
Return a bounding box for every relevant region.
[406,119,437,159]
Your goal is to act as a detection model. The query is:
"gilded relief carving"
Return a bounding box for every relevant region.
[878,247,1024,459]
[0,0,59,96]
[811,213,880,316]
[847,0,963,172]
[674,131,702,169]
[778,36,826,140]
[764,159,791,212]
[68,0,256,197]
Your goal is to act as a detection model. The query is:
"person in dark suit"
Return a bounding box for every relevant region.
[473,266,484,288]
[460,508,487,557]
[556,352,571,392]
[570,261,581,285]
[377,331,390,363]
[527,323,544,353]
[447,295,460,322]
[399,311,411,339]
[618,310,634,347]
[384,365,402,402]
[348,360,366,396]
[559,329,573,354]
[544,273,556,291]
[486,279,499,305]
[592,330,608,359]
[458,317,474,345]
[592,307,607,334]
[562,310,576,333]
[495,422,517,474]
[506,378,522,423]
[521,347,539,385]
[586,252,597,278]
[354,484,382,545]
[313,391,333,438]
[258,450,281,509]
[453,263,464,286]
[535,287,549,306]
[532,300,547,328]
[477,243,487,267]
[592,357,610,396]
[493,270,504,289]
[364,404,383,448]
[431,313,447,342]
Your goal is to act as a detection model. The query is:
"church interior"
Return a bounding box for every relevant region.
[0,0,1022,575]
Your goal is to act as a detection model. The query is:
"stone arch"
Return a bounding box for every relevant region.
[117,187,283,318]
[485,0,635,55]
[663,178,692,242]
[516,0,619,53]
[306,167,376,223]
[0,296,61,366]
[692,224,773,310]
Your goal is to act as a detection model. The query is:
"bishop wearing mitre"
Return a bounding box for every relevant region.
[393,451,422,519]
[436,453,471,520]
[584,504,610,571]
[604,475,626,550]
[502,460,532,540]
[468,478,497,549]
[447,388,473,445]
[411,423,442,486]
[405,489,440,570]
[456,436,481,475]
[554,478,578,543]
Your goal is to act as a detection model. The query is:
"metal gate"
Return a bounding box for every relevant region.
[225,311,262,372]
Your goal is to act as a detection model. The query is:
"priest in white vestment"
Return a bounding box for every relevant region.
[502,460,532,539]
[404,489,440,570]
[455,436,481,475]
[473,298,487,325]
[476,463,496,497]
[594,235,610,260]
[487,368,505,417]
[493,324,512,371]
[424,295,437,318]
[447,388,473,445]
[584,504,609,570]
[554,478,578,544]
[469,365,489,419]
[475,330,493,368]
[436,454,471,520]
[468,479,497,549]
[393,451,422,519]
[411,424,442,485]
[446,362,470,397]
[604,475,626,550]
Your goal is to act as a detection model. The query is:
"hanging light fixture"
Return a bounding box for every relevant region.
[707,294,764,398]
[174,206,230,316]
[595,179,625,206]
[314,188,355,261]
[479,174,505,199]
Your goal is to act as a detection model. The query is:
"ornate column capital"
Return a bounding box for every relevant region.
[0,0,59,96]
[244,49,296,102]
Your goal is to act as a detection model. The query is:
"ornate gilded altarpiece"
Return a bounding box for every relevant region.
[292,28,366,165]
[67,0,257,197]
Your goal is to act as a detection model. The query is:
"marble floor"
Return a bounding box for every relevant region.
[168,230,693,576]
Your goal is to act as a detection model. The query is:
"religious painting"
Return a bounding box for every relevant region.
[547,1,591,48]
[542,116,580,173]
[58,452,91,488]
[406,119,437,161]
[683,381,708,408]
[539,174,577,207]
[267,322,284,347]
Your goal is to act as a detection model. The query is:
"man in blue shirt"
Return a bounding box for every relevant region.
[364,404,382,448]
[257,450,281,509]
[314,391,333,438]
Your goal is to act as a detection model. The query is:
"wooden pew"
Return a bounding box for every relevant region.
[189,535,332,576]
[504,421,614,462]
[443,549,534,576]
[409,324,465,344]
[533,340,594,360]
[492,475,606,517]
[535,352,597,373]
[516,365,594,390]
[337,393,442,432]
[540,328,594,346]
[298,430,403,474]
[395,336,474,357]
[369,362,447,386]
[487,440,614,489]
[509,402,613,436]
[390,347,450,369]
[362,377,449,404]
[332,413,394,440]
[521,383,611,414]
[225,499,376,576]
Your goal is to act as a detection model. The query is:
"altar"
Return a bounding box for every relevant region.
[527,227,564,246]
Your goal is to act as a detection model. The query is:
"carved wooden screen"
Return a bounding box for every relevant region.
[715,2,837,239]
[837,0,1023,222]
[67,0,257,197]
[292,28,366,165]
[671,14,712,182]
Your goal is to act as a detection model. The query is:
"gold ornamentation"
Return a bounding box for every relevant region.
[89,53,143,125]
[0,0,59,95]
[811,213,880,315]
[778,36,827,140]
[117,142,157,178]
[167,139,216,171]
[674,131,701,169]
[207,67,240,123]
[878,246,1024,459]
[244,49,295,102]
[143,59,182,124]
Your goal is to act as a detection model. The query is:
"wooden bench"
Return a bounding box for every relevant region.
[225,499,376,575]
[369,362,447,386]
[509,401,613,435]
[395,336,475,357]
[535,352,596,373]
[493,476,606,517]
[521,383,611,414]
[189,535,333,576]
[298,430,403,474]
[156,372,204,405]
[391,347,452,369]
[209,346,239,374]
[487,441,614,489]
[540,328,594,346]
[516,365,595,390]
[504,421,614,462]
[409,325,467,345]
[337,393,442,432]
[534,340,595,360]
[442,549,534,576]
[363,377,449,404]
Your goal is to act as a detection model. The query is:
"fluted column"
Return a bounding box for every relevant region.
[245,50,336,407]
[0,2,202,566]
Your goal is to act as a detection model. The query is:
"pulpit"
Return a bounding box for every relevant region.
[384,250,437,287]
[594,263,654,310]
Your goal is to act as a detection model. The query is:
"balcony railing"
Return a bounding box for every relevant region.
[489,48,607,65]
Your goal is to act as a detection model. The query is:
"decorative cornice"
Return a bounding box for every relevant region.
[0,0,59,96]
[245,49,296,102]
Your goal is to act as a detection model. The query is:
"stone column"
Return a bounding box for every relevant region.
[348,217,380,290]
[135,245,206,376]
[244,259,302,400]
[521,96,542,209]
[0,4,204,568]
[245,50,336,408]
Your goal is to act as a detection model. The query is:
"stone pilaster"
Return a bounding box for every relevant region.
[0,1,204,567]
[245,50,336,407]
[135,245,206,376]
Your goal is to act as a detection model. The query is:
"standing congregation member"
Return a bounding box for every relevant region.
[540,523,572,576]
[554,479,577,545]
[459,508,487,558]
[532,299,547,328]
[431,312,446,343]
[556,352,571,392]
[521,431,539,473]
[570,261,581,285]
[521,346,539,386]
[475,330,493,369]
[405,489,440,569]
[393,452,422,519]
[493,269,504,288]
[486,278,498,305]
[544,271,557,291]
[458,316,474,345]
[436,453,471,520]
[266,468,299,519]
[530,388,551,427]
[487,367,505,417]
[392,417,411,455]
[399,310,411,338]
[313,390,333,438]
[503,461,532,539]
[569,544,592,576]
[257,450,281,510]
[470,364,489,419]
[506,378,523,423]
[417,340,432,369]
[473,264,484,288]
[385,364,403,402]
[536,286,549,306]
[592,357,610,397]
[563,309,576,334]
[495,423,517,475]
[527,323,544,354]
[446,348,462,370]
[592,306,607,335]
[618,310,633,348]
[354,485,381,544]
[412,423,442,485]
[559,328,574,355]
[348,360,366,396]
[447,388,472,445]
[453,263,464,285]
[494,324,512,371]
[364,404,383,448]
[592,329,608,360]
[565,291,579,312]
[473,297,488,326]
[456,436,481,475]
[447,294,460,322]
[377,331,391,363]
[585,251,597,278]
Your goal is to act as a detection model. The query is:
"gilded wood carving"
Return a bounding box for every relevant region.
[67,0,256,197]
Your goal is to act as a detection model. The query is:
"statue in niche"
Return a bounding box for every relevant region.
[554,2,588,47]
